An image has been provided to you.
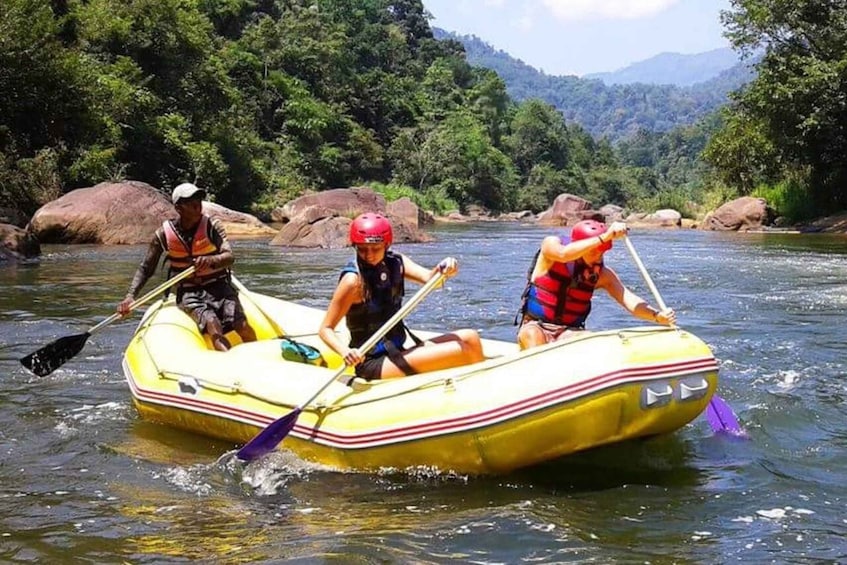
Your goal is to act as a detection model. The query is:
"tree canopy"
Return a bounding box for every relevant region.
[0,0,680,218]
[5,0,845,222]
[705,0,847,214]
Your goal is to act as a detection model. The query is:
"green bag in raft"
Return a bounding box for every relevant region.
[280,337,326,366]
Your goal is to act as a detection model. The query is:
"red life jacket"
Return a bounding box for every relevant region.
[518,237,602,328]
[162,216,227,283]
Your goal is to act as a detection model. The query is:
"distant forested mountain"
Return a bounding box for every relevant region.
[434,29,756,141]
[584,47,740,86]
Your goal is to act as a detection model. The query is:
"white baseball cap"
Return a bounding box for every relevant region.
[171,182,206,204]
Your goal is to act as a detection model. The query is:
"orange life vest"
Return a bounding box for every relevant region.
[162,216,227,283]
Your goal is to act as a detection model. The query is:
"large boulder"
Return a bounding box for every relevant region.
[537,194,600,226]
[1,223,40,261]
[270,207,352,248]
[387,197,426,228]
[599,204,625,223]
[626,209,682,228]
[28,180,274,244]
[702,196,776,232]
[201,202,276,237]
[269,188,432,247]
[29,181,170,244]
[270,205,432,248]
[272,187,386,223]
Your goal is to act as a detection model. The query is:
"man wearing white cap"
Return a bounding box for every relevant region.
[117,182,257,351]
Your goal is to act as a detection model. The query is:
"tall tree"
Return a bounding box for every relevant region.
[713,0,847,208]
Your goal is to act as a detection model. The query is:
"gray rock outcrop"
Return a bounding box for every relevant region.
[270,189,432,248]
[28,181,274,244]
[702,196,776,231]
[1,223,40,261]
[537,194,603,226]
[272,187,386,223]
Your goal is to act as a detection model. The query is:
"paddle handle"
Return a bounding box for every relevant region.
[89,266,198,335]
[623,236,669,313]
[299,269,448,409]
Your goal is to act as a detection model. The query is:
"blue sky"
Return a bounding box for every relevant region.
[423,0,733,77]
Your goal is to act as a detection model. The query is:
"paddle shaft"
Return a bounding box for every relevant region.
[623,236,668,313]
[89,266,198,334]
[299,270,447,410]
[234,269,448,461]
[230,274,285,338]
[623,236,744,435]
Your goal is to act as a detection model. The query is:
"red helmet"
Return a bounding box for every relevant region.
[571,219,611,252]
[350,213,393,246]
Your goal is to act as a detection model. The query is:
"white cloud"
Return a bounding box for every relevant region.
[516,14,534,31]
[541,0,680,21]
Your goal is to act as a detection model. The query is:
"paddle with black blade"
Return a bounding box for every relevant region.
[236,268,448,462]
[623,236,745,436]
[20,266,197,377]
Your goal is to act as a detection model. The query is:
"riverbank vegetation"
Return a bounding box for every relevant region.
[2,0,845,224]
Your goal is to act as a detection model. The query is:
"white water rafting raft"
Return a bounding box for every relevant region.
[122,287,720,475]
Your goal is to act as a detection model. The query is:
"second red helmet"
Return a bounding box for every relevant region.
[350,213,393,247]
[571,219,611,252]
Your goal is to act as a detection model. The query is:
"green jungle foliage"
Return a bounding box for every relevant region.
[705,0,847,214]
[0,0,663,219]
[4,0,845,222]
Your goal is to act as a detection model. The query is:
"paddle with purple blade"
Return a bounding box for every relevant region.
[623,236,745,436]
[236,269,449,462]
[705,394,746,437]
[235,409,301,461]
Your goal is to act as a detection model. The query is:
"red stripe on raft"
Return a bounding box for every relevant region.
[124,356,718,449]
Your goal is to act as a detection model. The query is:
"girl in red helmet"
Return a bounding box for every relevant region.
[319,213,484,380]
[517,219,675,350]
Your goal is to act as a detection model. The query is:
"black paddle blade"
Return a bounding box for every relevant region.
[236,408,301,461]
[19,332,91,376]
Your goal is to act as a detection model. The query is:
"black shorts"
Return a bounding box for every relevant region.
[354,341,418,381]
[177,278,246,333]
[354,356,387,380]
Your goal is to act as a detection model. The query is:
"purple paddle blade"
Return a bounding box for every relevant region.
[705,394,746,437]
[236,408,301,461]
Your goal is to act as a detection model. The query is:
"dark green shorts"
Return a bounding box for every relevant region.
[177,278,246,333]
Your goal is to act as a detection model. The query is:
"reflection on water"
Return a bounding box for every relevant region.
[2,227,847,562]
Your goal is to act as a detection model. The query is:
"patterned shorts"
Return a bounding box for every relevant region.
[521,319,584,343]
[177,278,246,333]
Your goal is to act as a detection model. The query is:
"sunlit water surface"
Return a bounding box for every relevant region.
[2,224,847,562]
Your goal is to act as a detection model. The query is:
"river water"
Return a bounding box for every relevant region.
[2,223,846,563]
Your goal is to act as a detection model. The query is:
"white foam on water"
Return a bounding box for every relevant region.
[239,449,333,495]
[158,465,212,496]
[776,370,800,391]
[756,508,786,519]
[67,401,131,424]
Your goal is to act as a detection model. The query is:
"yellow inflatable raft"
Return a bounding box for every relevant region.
[122,287,719,475]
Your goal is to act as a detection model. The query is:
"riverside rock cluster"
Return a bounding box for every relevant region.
[0,180,789,263]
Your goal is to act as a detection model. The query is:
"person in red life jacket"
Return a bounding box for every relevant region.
[318,212,484,381]
[116,182,257,351]
[517,219,676,350]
